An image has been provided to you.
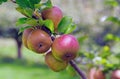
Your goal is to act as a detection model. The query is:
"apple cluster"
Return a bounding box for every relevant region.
[22,6,80,72]
[88,68,120,79]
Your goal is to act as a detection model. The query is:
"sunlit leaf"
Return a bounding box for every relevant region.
[58,16,76,34]
[43,20,54,33]
[78,35,88,43]
[104,33,114,41]
[104,0,118,7]
[16,17,28,26]
[25,18,38,26]
[16,0,41,9]
[64,23,76,34]
[16,7,33,17]
[19,26,33,34]
[106,16,120,25]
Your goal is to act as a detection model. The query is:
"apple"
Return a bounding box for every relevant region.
[27,29,52,53]
[41,6,63,32]
[52,34,79,61]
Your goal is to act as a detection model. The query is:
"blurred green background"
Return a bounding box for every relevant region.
[0,0,120,79]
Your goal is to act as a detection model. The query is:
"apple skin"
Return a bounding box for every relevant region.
[88,68,96,79]
[94,69,105,79]
[45,51,68,72]
[27,29,52,54]
[41,6,63,32]
[52,34,79,61]
[111,70,120,79]
[22,28,33,48]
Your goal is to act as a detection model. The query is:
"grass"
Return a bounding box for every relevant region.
[0,38,80,79]
[0,57,79,79]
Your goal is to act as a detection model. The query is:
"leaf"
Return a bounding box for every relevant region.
[25,18,38,26]
[19,26,33,34]
[16,17,39,26]
[64,23,76,34]
[43,20,54,33]
[58,16,77,34]
[78,35,88,43]
[16,0,41,9]
[106,16,120,25]
[35,3,42,9]
[16,7,33,17]
[106,16,118,22]
[0,0,7,4]
[104,0,118,7]
[43,0,52,8]
[104,33,114,41]
[16,17,28,26]
[16,0,31,8]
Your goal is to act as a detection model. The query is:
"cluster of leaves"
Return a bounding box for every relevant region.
[0,0,76,35]
[14,0,76,34]
[0,0,7,4]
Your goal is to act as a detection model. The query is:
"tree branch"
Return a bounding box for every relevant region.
[69,60,87,79]
[10,0,16,3]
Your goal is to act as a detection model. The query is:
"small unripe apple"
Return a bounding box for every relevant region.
[52,34,79,61]
[22,28,33,48]
[27,29,52,54]
[111,70,120,79]
[41,6,63,32]
[45,51,68,72]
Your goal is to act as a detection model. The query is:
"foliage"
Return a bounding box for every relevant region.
[0,0,7,4]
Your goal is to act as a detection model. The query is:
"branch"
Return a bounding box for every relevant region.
[10,0,16,3]
[69,60,87,79]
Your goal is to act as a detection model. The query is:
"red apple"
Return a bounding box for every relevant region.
[88,68,96,79]
[111,70,120,79]
[41,6,63,32]
[27,29,52,54]
[22,28,33,48]
[52,34,79,61]
[94,69,105,79]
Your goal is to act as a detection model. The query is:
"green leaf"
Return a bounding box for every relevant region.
[106,16,120,25]
[16,17,28,26]
[78,35,88,43]
[64,23,76,34]
[19,26,33,34]
[34,3,42,9]
[16,0,41,9]
[43,0,52,8]
[106,16,119,22]
[43,20,54,33]
[25,18,38,26]
[58,16,76,34]
[16,7,33,17]
[104,33,114,41]
[16,17,39,26]
[104,0,118,7]
[0,0,7,4]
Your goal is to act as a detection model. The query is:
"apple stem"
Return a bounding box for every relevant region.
[69,60,87,79]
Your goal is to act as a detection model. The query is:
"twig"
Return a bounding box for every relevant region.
[10,0,16,3]
[69,60,87,79]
